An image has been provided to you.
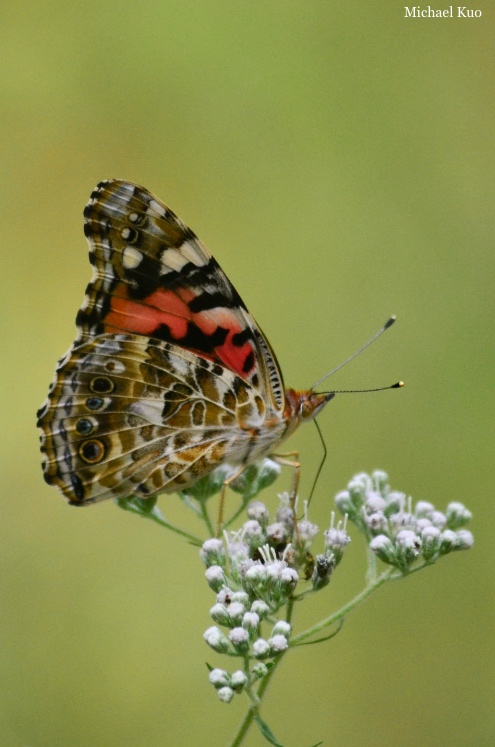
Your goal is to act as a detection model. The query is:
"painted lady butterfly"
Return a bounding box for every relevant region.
[37,181,333,505]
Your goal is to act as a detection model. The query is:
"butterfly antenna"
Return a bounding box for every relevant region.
[311,316,397,391]
[321,381,404,395]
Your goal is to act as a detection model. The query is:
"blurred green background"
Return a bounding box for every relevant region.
[1,2,493,745]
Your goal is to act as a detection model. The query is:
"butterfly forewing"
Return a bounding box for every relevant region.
[79,181,285,411]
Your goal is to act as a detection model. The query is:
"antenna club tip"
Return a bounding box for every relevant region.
[393,381,405,388]
[384,315,397,329]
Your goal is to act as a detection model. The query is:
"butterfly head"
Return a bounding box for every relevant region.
[284,389,335,431]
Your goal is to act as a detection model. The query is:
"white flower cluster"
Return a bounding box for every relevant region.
[200,493,351,702]
[335,471,474,573]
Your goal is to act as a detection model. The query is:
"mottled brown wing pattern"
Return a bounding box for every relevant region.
[37,334,282,505]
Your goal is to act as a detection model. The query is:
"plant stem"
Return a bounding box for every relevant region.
[198,499,215,537]
[228,652,284,747]
[227,594,295,746]
[138,507,204,545]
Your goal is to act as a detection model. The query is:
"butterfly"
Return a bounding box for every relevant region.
[37,180,334,506]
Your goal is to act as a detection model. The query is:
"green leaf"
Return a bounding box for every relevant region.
[254,714,285,746]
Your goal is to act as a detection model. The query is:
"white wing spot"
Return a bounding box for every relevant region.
[129,400,164,426]
[122,246,143,269]
[129,212,139,223]
[149,199,166,217]
[121,228,131,240]
[169,354,189,378]
[180,240,206,267]
[161,248,188,272]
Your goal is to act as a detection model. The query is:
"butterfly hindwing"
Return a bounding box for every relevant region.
[38,335,269,504]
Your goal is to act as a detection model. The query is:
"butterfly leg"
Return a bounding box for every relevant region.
[271,451,300,499]
[216,466,246,537]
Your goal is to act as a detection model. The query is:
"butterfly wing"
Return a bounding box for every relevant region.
[37,335,267,504]
[38,180,287,504]
[79,180,285,413]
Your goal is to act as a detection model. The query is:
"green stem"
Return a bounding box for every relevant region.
[366,544,378,584]
[228,655,283,747]
[129,506,204,546]
[228,596,295,747]
[198,499,215,538]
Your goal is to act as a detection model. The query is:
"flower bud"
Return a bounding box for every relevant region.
[232,591,250,607]
[384,491,405,517]
[247,501,270,527]
[217,686,235,703]
[266,522,287,545]
[271,620,291,639]
[296,519,319,548]
[439,529,458,555]
[454,529,474,550]
[209,668,231,689]
[242,520,265,550]
[229,627,250,654]
[230,459,280,498]
[366,511,388,534]
[251,662,269,680]
[250,600,270,620]
[200,538,226,568]
[446,502,473,529]
[430,511,446,529]
[210,603,231,627]
[389,511,415,532]
[348,478,367,508]
[228,602,246,626]
[395,529,421,567]
[268,634,289,655]
[256,458,282,490]
[252,638,271,659]
[324,518,351,565]
[275,494,296,530]
[231,670,248,693]
[205,565,227,592]
[420,525,441,561]
[369,534,397,565]
[244,563,267,596]
[279,566,299,594]
[204,626,230,653]
[415,500,435,517]
[372,470,390,497]
[365,492,387,513]
[335,490,353,515]
[416,517,433,532]
[242,611,260,639]
[352,472,372,491]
